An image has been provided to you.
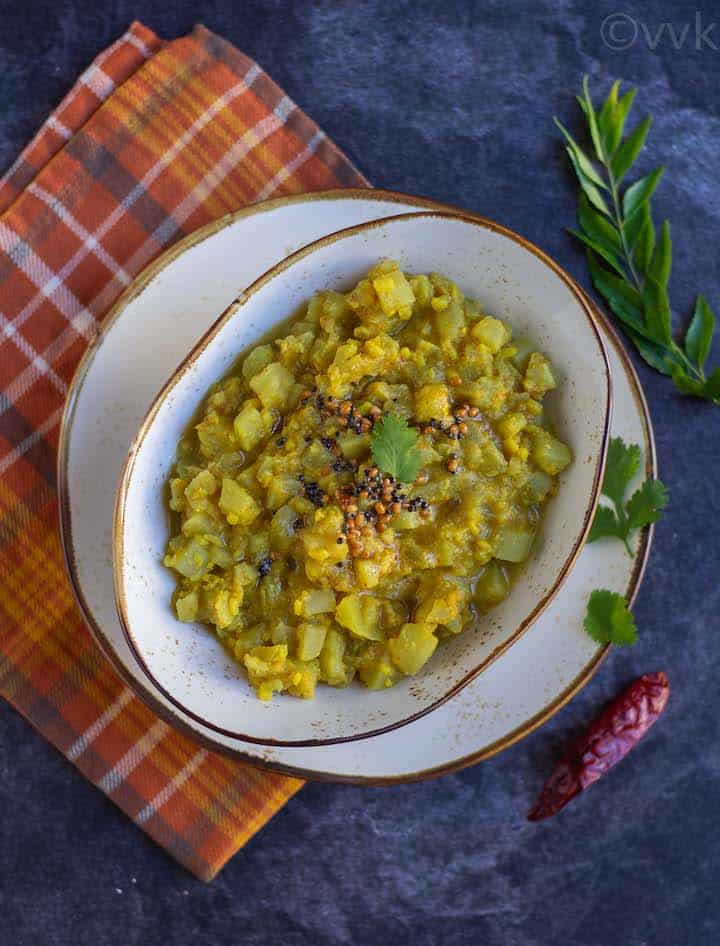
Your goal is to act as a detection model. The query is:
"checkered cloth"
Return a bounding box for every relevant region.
[0,21,367,881]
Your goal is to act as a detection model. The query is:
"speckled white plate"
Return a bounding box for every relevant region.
[59,189,655,781]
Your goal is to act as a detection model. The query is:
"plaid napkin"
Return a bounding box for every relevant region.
[0,21,367,881]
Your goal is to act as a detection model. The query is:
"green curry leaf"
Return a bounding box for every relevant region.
[556,77,718,406]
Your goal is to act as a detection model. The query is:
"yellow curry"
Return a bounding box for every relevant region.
[164,261,572,700]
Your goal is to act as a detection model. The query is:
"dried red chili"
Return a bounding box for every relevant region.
[528,671,670,821]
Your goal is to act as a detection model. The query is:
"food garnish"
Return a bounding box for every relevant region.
[588,436,668,554]
[370,412,422,484]
[583,589,637,647]
[556,77,718,404]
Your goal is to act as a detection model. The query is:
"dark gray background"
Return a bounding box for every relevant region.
[1,1,718,944]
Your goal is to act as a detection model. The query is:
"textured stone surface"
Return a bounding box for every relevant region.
[1,1,718,943]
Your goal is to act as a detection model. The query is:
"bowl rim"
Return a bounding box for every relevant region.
[112,208,613,747]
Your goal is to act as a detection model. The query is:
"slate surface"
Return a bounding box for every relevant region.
[1,1,718,944]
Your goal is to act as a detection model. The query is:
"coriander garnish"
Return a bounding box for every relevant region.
[588,436,668,555]
[556,77,719,405]
[370,412,423,484]
[583,589,638,647]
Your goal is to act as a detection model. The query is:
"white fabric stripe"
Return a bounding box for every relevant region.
[0,405,63,476]
[253,129,324,202]
[124,30,154,59]
[135,750,208,824]
[0,313,67,395]
[128,96,292,259]
[0,64,264,445]
[0,223,95,340]
[0,25,145,193]
[80,63,116,102]
[66,689,134,761]
[1,314,98,409]
[29,183,133,288]
[74,70,269,314]
[46,115,72,141]
[98,720,167,794]
[0,69,259,354]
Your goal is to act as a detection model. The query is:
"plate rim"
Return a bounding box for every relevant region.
[57,187,656,782]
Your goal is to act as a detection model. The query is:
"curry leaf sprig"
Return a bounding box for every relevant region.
[584,589,638,647]
[555,77,719,404]
[370,413,423,483]
[588,437,668,555]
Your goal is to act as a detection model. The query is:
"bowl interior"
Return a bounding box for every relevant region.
[115,211,610,745]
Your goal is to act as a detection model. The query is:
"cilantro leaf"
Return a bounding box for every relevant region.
[602,437,641,507]
[626,479,669,530]
[371,413,422,483]
[588,437,668,555]
[587,505,624,543]
[583,589,638,646]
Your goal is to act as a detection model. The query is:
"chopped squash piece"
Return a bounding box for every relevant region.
[335,594,383,641]
[218,478,261,525]
[388,622,438,674]
[249,361,296,410]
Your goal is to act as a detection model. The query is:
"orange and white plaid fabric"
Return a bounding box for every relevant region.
[0,21,367,881]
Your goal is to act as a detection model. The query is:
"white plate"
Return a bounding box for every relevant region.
[59,189,654,782]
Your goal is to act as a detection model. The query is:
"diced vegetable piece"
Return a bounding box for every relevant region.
[372,268,415,317]
[175,590,199,622]
[455,378,506,410]
[436,303,466,347]
[510,337,536,370]
[294,588,336,617]
[474,561,510,609]
[243,644,288,701]
[233,624,265,657]
[414,383,452,422]
[494,525,535,562]
[233,401,268,451]
[218,478,261,525]
[354,559,382,589]
[181,511,217,536]
[249,361,296,410]
[531,431,573,475]
[471,316,510,353]
[242,344,273,380]
[302,508,348,566]
[269,504,300,550]
[335,593,383,640]
[526,471,554,502]
[296,621,328,661]
[464,438,507,475]
[165,535,211,580]
[206,587,241,629]
[391,510,422,530]
[184,469,217,507]
[415,580,462,624]
[337,431,371,459]
[196,413,236,458]
[523,353,556,398]
[388,622,438,674]
[266,474,298,511]
[357,644,398,689]
[287,659,319,699]
[169,477,187,512]
[319,627,348,686]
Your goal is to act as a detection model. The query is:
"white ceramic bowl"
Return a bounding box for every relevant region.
[113,211,611,746]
